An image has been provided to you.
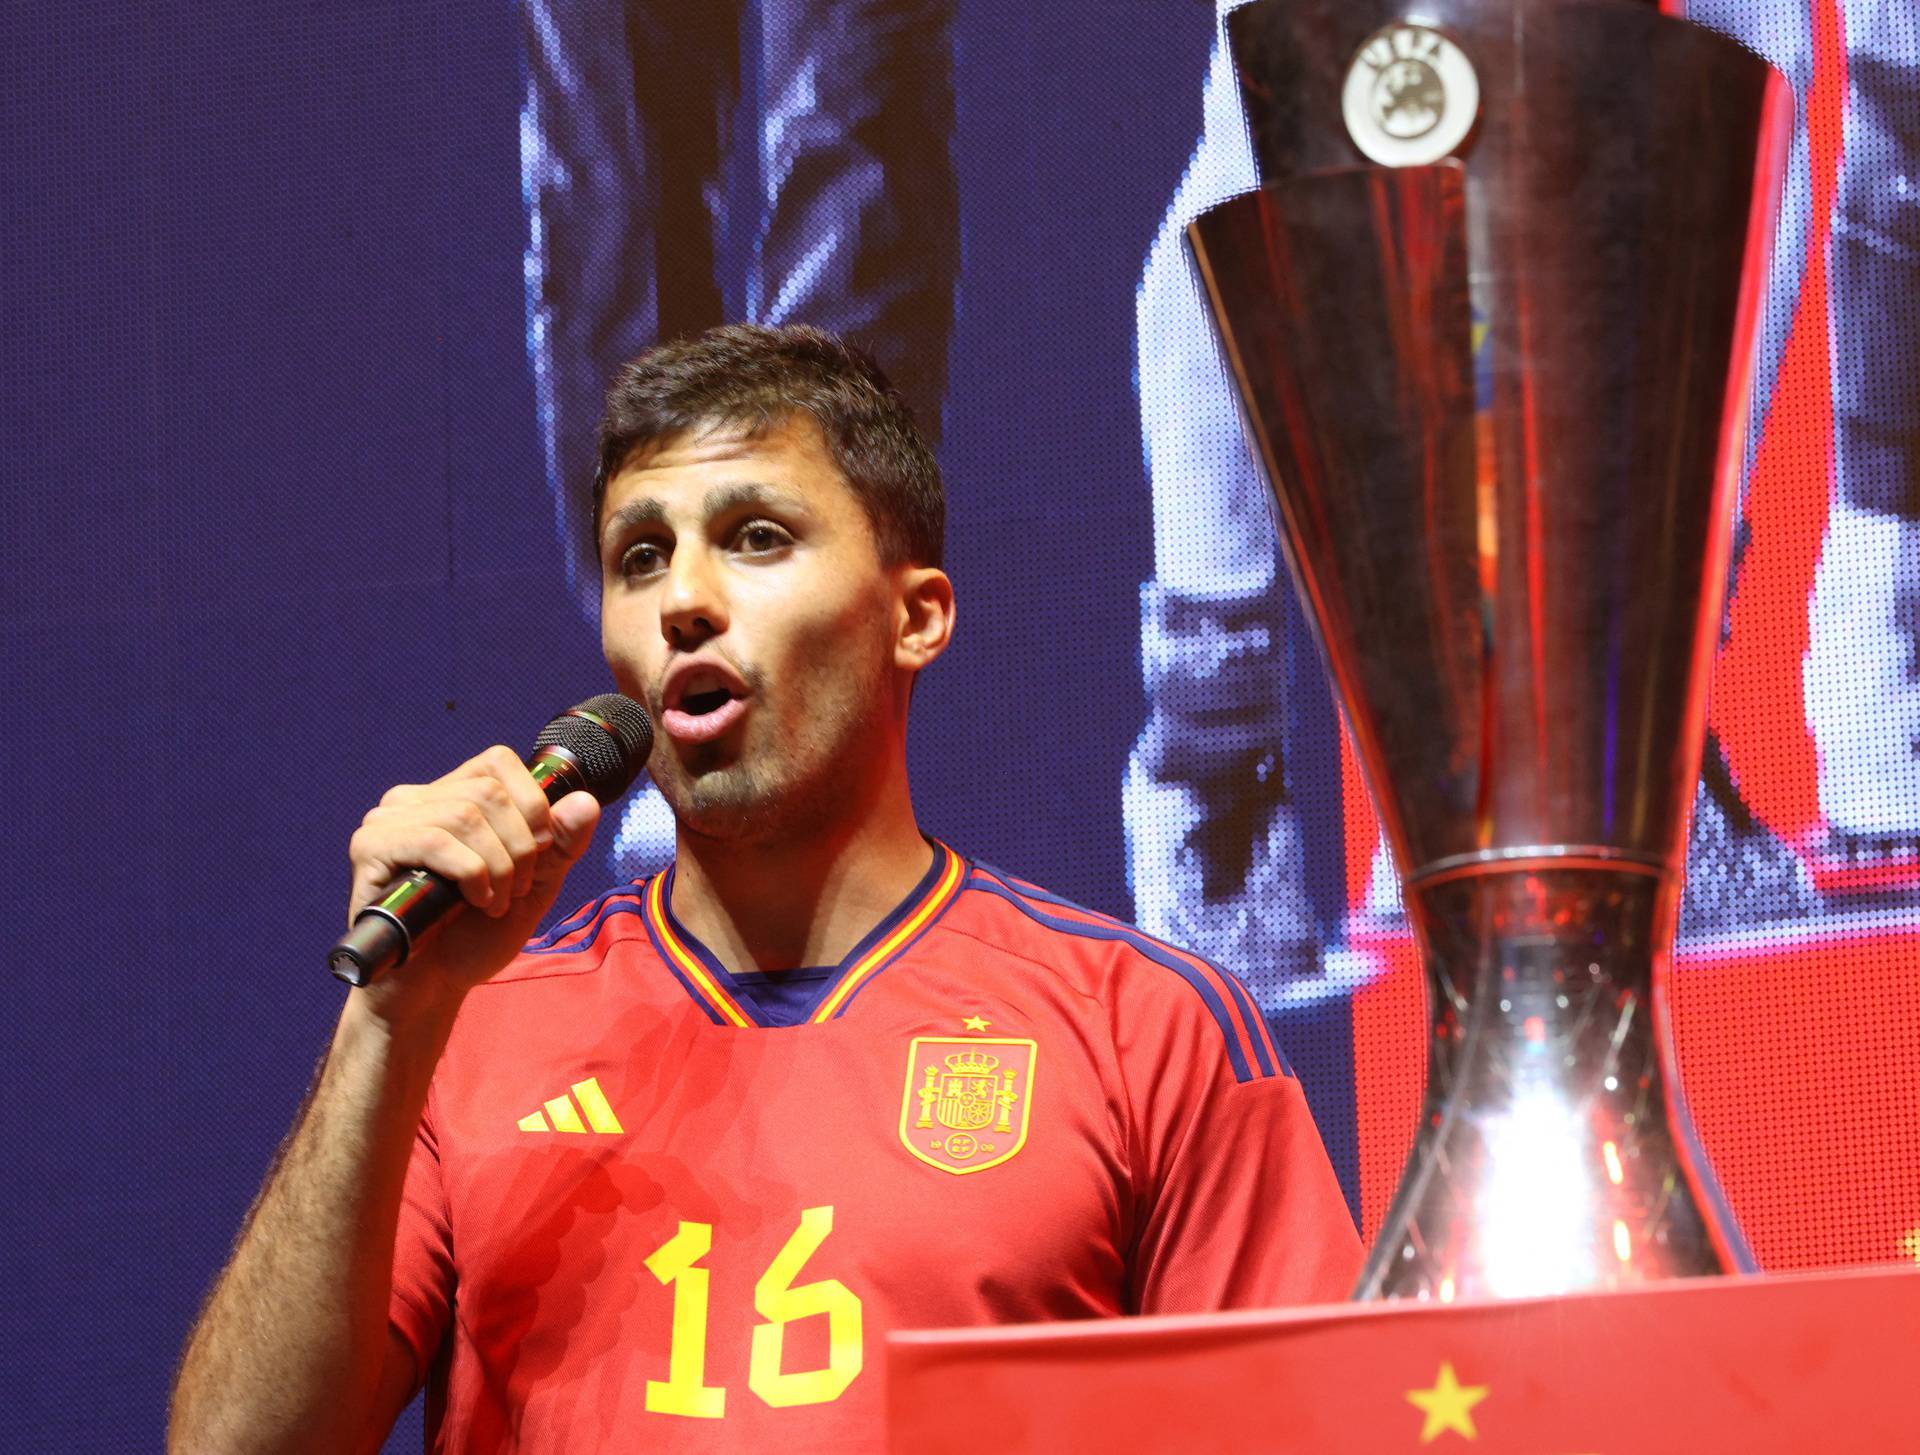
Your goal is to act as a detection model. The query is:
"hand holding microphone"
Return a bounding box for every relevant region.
[330,694,653,991]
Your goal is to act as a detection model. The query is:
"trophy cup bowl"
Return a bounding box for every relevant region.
[1187,0,1790,1300]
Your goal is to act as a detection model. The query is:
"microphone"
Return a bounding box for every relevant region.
[327,693,653,987]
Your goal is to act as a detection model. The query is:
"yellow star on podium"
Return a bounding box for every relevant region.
[962,1015,991,1032]
[1406,1361,1489,1443]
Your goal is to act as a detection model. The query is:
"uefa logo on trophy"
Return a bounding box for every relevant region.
[1341,21,1480,167]
[1189,0,1791,1300]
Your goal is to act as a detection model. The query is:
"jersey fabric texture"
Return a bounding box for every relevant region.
[388,841,1362,1452]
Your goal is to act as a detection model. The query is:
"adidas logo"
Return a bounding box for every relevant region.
[517,1076,625,1134]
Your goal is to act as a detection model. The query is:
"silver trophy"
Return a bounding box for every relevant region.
[1188,0,1790,1299]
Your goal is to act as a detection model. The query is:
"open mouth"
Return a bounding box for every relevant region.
[661,662,752,744]
[680,687,735,717]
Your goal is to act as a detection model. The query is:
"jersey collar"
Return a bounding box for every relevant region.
[641,840,967,1027]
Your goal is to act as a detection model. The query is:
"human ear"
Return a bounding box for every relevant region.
[894,566,955,673]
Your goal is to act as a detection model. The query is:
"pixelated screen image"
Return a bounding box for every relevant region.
[4,0,1915,1446]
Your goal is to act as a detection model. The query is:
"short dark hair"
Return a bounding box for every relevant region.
[595,324,945,568]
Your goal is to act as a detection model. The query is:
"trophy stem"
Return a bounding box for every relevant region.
[1356,862,1754,1302]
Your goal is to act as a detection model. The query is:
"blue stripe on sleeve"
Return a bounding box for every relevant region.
[977,869,1287,1079]
[966,873,1263,1084]
[1208,956,1288,1078]
[525,880,650,952]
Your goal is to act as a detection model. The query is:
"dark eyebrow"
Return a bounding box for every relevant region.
[700,480,806,519]
[600,480,805,547]
[600,496,668,545]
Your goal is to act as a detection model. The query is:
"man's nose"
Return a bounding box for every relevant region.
[660,544,728,647]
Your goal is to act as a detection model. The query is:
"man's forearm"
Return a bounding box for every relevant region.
[168,991,459,1454]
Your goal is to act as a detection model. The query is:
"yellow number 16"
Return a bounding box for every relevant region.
[643,1205,863,1419]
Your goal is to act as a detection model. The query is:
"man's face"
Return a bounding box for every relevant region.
[597,415,905,843]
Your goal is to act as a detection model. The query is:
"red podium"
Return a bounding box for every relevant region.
[888,1267,1920,1453]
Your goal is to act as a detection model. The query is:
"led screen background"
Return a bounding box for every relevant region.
[3,1,1914,1446]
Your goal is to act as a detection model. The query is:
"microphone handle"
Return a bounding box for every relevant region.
[326,746,590,987]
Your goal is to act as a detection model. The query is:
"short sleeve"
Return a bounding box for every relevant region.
[387,1086,454,1378]
[1115,958,1363,1314]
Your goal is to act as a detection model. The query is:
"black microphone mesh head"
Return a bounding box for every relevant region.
[533,693,654,804]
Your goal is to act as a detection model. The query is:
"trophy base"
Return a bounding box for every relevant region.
[1357,860,1754,1302]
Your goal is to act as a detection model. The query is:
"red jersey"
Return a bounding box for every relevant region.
[388,842,1361,1452]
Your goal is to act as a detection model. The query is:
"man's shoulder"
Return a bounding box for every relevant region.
[951,859,1223,984]
[430,878,670,1095]
[483,876,660,987]
[946,860,1287,1084]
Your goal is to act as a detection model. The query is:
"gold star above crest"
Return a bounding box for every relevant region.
[1900,1226,1920,1264]
[1406,1361,1489,1443]
[962,1015,991,1033]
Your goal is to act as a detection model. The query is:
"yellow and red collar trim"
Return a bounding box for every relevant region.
[645,872,755,1027]
[812,844,966,1021]
[641,841,967,1027]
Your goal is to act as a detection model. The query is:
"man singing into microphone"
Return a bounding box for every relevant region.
[169,324,1361,1453]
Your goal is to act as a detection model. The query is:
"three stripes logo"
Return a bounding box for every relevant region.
[517,1075,625,1135]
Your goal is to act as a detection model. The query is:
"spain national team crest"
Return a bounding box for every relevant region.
[898,1037,1037,1175]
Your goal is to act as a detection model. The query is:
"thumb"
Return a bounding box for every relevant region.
[547,790,602,866]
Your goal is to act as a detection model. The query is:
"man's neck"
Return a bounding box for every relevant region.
[667,763,935,976]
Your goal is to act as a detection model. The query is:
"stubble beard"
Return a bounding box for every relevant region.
[660,647,894,850]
